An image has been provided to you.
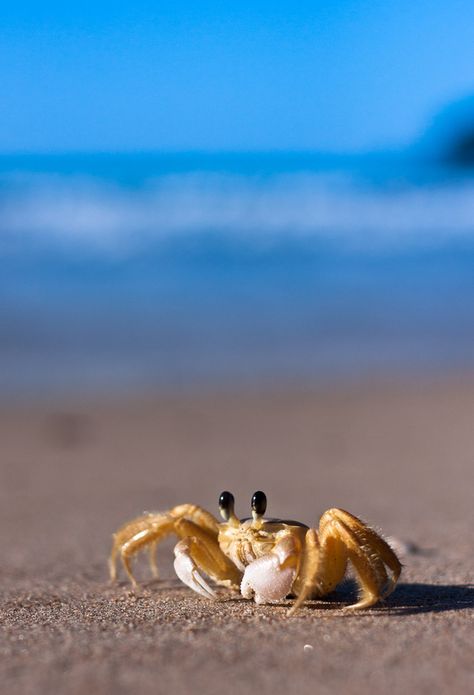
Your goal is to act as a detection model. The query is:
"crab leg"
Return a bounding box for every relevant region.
[325,508,401,601]
[288,528,323,614]
[330,521,389,609]
[148,542,159,579]
[173,519,242,598]
[289,508,401,614]
[110,513,176,586]
[109,504,221,586]
[174,519,242,591]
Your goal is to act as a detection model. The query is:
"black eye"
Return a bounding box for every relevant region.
[218,491,235,520]
[251,490,267,516]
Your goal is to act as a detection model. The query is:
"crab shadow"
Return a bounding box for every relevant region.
[123,578,474,616]
[382,582,474,615]
[315,579,474,616]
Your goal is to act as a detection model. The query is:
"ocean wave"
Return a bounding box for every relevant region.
[2,170,474,256]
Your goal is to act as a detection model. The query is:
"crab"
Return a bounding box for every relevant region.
[109,491,401,613]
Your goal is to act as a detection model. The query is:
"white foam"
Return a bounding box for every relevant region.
[1,171,474,256]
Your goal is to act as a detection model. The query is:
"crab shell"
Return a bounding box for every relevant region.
[218,517,309,603]
[109,495,402,612]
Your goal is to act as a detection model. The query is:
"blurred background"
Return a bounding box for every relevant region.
[2,1,474,397]
[1,5,474,693]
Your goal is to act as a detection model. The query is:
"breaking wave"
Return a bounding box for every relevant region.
[2,169,474,257]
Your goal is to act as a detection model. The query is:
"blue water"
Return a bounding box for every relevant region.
[1,152,474,396]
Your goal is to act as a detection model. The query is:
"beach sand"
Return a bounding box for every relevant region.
[0,376,473,694]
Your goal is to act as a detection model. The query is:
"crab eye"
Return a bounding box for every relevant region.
[218,491,235,521]
[251,490,267,517]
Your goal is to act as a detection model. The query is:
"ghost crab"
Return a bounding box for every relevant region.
[109,491,401,614]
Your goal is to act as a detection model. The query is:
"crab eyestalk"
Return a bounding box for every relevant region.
[218,491,239,526]
[251,490,267,526]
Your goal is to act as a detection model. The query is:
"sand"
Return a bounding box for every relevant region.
[0,377,473,694]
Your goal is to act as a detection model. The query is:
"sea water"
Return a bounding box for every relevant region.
[1,152,474,396]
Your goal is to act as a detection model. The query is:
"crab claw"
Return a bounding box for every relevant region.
[241,540,297,604]
[173,539,217,600]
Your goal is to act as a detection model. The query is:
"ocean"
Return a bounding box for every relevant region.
[1,152,474,397]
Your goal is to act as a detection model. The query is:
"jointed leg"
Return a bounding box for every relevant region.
[169,504,220,536]
[121,554,138,588]
[327,508,401,602]
[289,524,350,614]
[109,504,221,586]
[288,529,324,614]
[173,519,242,598]
[148,542,159,579]
[327,519,388,609]
[174,518,241,587]
[174,532,242,599]
[109,513,176,586]
[290,508,401,613]
[108,545,118,583]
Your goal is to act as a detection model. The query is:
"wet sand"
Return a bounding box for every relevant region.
[0,377,473,694]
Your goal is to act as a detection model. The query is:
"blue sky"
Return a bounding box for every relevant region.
[2,1,474,153]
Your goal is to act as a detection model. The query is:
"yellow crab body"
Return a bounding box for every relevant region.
[218,518,307,572]
[109,491,401,614]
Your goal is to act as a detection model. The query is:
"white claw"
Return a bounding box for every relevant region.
[173,541,217,600]
[241,551,297,604]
